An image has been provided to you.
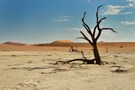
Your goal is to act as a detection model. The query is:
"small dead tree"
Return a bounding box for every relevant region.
[69,46,77,52]
[78,5,117,65]
[69,46,81,53]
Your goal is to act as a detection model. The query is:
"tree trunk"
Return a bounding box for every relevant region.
[93,44,101,65]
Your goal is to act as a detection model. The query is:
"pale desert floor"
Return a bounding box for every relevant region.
[0,46,135,90]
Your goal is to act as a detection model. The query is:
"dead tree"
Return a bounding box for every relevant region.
[54,5,117,65]
[78,5,117,65]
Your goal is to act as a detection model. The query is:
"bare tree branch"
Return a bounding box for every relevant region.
[101,28,118,33]
[94,5,103,41]
[95,27,117,41]
[96,5,103,23]
[80,31,93,45]
[99,17,106,24]
[93,17,106,38]
[82,12,93,40]
[95,29,102,41]
[83,24,91,35]
[81,51,87,60]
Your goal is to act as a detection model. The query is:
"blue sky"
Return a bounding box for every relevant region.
[0,0,135,43]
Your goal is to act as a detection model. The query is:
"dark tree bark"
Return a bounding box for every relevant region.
[79,5,117,65]
[93,44,101,64]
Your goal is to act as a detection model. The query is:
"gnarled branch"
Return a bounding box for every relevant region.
[94,5,104,41]
[82,12,94,40]
[95,28,102,41]
[94,5,117,41]
[80,31,93,45]
[54,51,95,65]
[96,5,103,23]
[93,17,106,39]
[101,28,118,33]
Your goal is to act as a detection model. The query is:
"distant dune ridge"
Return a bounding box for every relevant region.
[52,40,73,43]
[35,40,77,47]
[49,40,75,46]
[3,41,26,46]
[1,40,135,51]
[48,40,90,47]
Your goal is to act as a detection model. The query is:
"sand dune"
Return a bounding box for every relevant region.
[3,41,26,46]
[0,41,135,52]
[51,40,73,43]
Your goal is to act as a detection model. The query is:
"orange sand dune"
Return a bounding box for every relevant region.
[0,41,135,52]
[52,40,73,43]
